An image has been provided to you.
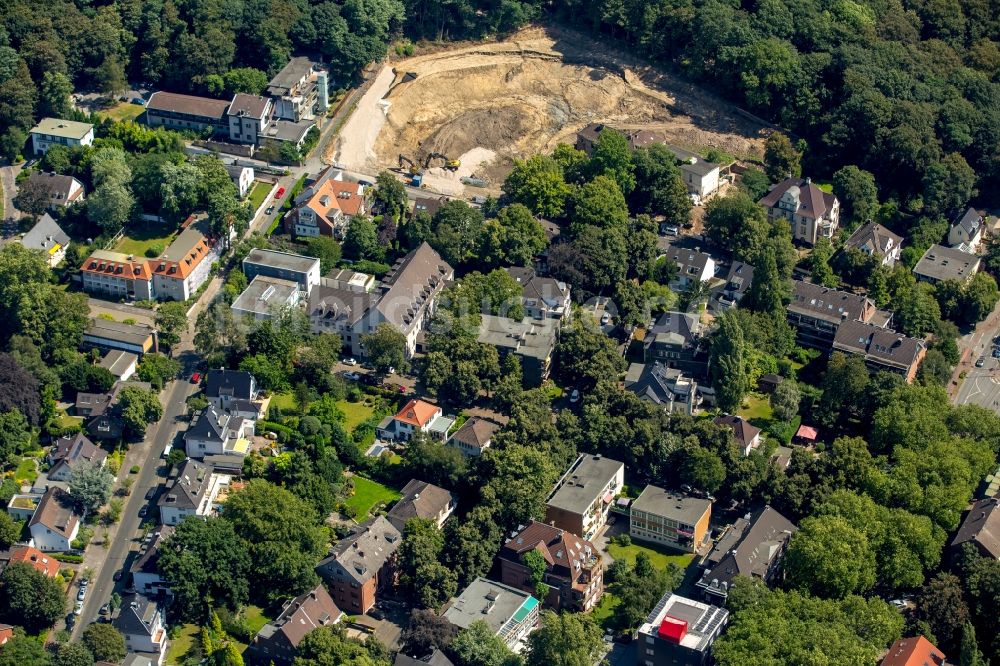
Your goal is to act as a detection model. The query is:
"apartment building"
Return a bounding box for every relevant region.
[630,485,711,553]
[243,248,321,295]
[786,280,883,350]
[115,594,168,663]
[316,517,401,614]
[150,227,214,301]
[80,250,155,301]
[498,521,604,612]
[913,244,981,284]
[145,91,230,134]
[29,118,94,154]
[477,315,558,387]
[227,94,273,145]
[545,454,625,540]
[831,320,926,383]
[231,276,300,322]
[267,57,328,122]
[636,593,728,666]
[444,578,539,650]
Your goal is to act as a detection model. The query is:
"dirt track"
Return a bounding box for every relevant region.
[332,26,768,196]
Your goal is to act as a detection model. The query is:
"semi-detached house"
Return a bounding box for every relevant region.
[158,459,231,526]
[786,280,887,350]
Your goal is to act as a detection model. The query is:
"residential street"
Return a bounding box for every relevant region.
[951,297,1000,411]
[69,278,224,637]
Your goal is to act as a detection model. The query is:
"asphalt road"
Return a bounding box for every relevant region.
[71,367,197,636]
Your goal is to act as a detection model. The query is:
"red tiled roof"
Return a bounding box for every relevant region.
[795,425,818,441]
[880,637,946,666]
[394,400,441,428]
[9,546,60,577]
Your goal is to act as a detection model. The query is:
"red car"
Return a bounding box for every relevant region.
[275,187,286,199]
[190,372,201,384]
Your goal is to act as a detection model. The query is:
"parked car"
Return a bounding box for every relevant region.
[369,608,385,620]
[74,601,83,615]
[265,206,274,215]
[113,570,123,582]
[190,372,201,384]
[100,603,111,616]
[993,347,1000,359]
[569,389,580,403]
[663,225,679,236]
[138,506,148,518]
[600,312,612,326]
[131,97,145,106]
[145,487,157,500]
[343,371,360,381]
[976,356,986,367]
[77,587,87,602]
[275,187,286,199]
[344,358,358,366]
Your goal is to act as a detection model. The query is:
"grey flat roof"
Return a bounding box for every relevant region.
[443,577,533,634]
[913,244,981,282]
[546,453,624,514]
[84,319,155,346]
[267,57,315,93]
[632,485,711,526]
[30,117,93,139]
[244,248,319,274]
[263,119,314,143]
[231,276,299,316]
[477,315,557,360]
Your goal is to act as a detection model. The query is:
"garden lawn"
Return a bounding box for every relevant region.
[14,458,37,484]
[591,592,621,630]
[98,102,145,123]
[344,476,400,519]
[247,181,271,210]
[337,400,374,432]
[269,391,297,414]
[606,541,695,573]
[242,605,270,634]
[165,623,199,665]
[116,224,177,258]
[54,411,83,429]
[738,394,773,422]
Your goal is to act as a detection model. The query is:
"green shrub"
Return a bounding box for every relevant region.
[145,244,164,258]
[52,553,83,563]
[129,465,140,474]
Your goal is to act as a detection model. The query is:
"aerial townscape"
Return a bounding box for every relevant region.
[0,2,1000,666]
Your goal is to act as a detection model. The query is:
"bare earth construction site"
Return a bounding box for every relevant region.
[332,27,769,196]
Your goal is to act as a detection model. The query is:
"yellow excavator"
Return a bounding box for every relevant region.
[424,152,461,171]
[398,154,421,176]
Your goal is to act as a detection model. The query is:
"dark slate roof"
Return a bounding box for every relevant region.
[951,497,1000,558]
[449,417,499,450]
[913,244,980,282]
[832,320,925,372]
[186,408,243,444]
[700,506,797,586]
[395,649,455,666]
[114,594,161,637]
[645,312,702,348]
[664,246,713,278]
[385,479,455,532]
[713,415,762,449]
[953,207,983,236]
[844,222,902,255]
[158,459,211,511]
[724,261,754,296]
[758,177,836,221]
[318,516,401,584]
[253,584,342,648]
[205,369,255,400]
[787,280,874,325]
[131,524,175,575]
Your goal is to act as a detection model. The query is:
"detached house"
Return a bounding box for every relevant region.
[205,369,258,412]
[18,213,71,268]
[385,479,456,533]
[663,247,716,290]
[498,520,604,612]
[316,516,401,614]
[644,312,708,379]
[948,207,985,254]
[46,433,108,482]
[29,487,80,551]
[158,459,231,526]
[447,417,499,457]
[695,506,796,604]
[713,415,762,456]
[225,164,255,198]
[115,594,168,663]
[8,545,60,577]
[505,267,571,320]
[715,262,753,310]
[950,497,1000,559]
[286,167,367,239]
[625,362,703,415]
[376,399,453,442]
[881,637,947,666]
[130,525,174,597]
[245,585,343,666]
[759,177,840,246]
[184,408,253,458]
[843,222,903,266]
[23,172,85,209]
